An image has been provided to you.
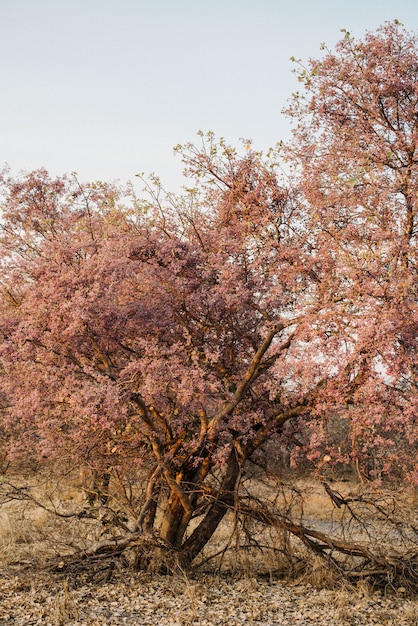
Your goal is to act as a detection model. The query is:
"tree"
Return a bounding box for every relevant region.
[0,140,345,567]
[285,20,418,482]
[0,22,417,578]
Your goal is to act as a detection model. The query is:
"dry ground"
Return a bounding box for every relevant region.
[0,464,418,625]
[1,567,418,625]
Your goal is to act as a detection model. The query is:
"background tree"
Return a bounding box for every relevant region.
[285,20,418,482]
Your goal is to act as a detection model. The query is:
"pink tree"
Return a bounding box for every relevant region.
[284,20,418,482]
[0,22,417,571]
[0,142,344,564]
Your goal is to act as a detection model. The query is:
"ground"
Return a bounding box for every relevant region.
[1,567,418,625]
[0,465,418,625]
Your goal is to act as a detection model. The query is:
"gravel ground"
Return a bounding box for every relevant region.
[0,568,417,626]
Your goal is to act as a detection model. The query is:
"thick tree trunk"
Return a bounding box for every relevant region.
[178,446,241,566]
[157,442,218,549]
[159,494,190,548]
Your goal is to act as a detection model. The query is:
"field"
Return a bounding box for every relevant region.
[1,463,418,625]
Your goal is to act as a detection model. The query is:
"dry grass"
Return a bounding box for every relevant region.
[1,462,418,592]
[1,468,418,626]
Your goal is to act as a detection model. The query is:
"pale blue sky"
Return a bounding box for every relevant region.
[1,0,418,191]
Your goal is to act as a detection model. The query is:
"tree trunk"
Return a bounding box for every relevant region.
[159,493,190,548]
[178,446,241,566]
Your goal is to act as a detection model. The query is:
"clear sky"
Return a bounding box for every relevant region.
[1,0,418,191]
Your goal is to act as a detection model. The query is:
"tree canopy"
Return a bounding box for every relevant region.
[0,21,417,567]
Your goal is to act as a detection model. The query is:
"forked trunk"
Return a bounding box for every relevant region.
[175,448,241,566]
[155,447,241,565]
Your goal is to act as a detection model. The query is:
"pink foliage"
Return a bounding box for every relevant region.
[0,23,417,487]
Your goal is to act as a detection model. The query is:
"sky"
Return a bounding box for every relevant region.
[1,0,418,192]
